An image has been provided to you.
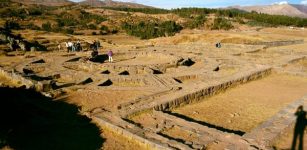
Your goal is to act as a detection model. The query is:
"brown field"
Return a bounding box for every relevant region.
[173,74,307,132]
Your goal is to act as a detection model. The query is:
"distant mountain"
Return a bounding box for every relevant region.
[10,0,152,8]
[10,0,74,6]
[231,4,307,18]
[79,0,152,8]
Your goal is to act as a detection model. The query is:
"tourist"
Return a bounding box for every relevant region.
[90,40,98,60]
[108,50,113,63]
[96,40,101,51]
[91,40,97,51]
[66,41,73,52]
[76,40,82,51]
[65,42,69,52]
[72,42,76,52]
[291,105,306,150]
[91,50,98,60]
[68,41,73,52]
[57,43,61,51]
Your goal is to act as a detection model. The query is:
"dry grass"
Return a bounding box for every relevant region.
[0,70,23,87]
[99,126,148,150]
[174,74,307,132]
[220,37,262,44]
[65,89,151,112]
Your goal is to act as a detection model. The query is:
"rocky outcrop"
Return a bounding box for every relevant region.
[0,28,47,51]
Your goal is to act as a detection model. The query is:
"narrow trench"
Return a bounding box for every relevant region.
[157,132,194,149]
[180,58,195,67]
[152,69,163,74]
[122,118,143,128]
[119,70,129,75]
[101,70,110,74]
[31,59,45,64]
[66,57,81,62]
[173,78,182,83]
[78,78,93,85]
[98,79,113,86]
[162,111,245,136]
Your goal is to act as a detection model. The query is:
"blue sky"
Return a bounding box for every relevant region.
[71,0,307,9]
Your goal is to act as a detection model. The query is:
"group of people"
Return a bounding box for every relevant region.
[89,40,113,63]
[61,40,113,63]
[64,40,82,52]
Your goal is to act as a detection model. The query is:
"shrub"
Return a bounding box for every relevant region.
[79,10,107,24]
[111,29,118,34]
[9,8,27,19]
[42,22,52,31]
[122,21,182,39]
[211,17,233,30]
[88,24,97,30]
[99,30,108,35]
[26,23,41,30]
[100,25,109,31]
[4,21,21,30]
[29,8,43,16]
[188,15,207,29]
[65,28,74,34]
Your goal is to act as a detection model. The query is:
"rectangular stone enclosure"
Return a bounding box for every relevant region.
[173,74,307,133]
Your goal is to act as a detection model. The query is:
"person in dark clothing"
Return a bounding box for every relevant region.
[291,105,306,150]
[96,40,100,51]
[76,40,82,51]
[90,41,98,60]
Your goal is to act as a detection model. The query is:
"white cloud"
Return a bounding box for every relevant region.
[273,1,288,5]
[301,0,307,5]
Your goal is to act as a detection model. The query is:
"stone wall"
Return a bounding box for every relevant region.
[91,116,172,150]
[0,68,52,93]
[252,39,304,47]
[153,68,272,111]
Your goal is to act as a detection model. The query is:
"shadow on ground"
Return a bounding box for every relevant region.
[0,87,104,150]
[90,54,108,63]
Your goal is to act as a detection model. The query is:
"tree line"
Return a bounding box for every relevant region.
[105,7,307,27]
[121,21,182,39]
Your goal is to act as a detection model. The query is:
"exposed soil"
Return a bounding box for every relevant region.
[273,127,307,150]
[100,126,147,150]
[66,89,152,112]
[174,74,307,132]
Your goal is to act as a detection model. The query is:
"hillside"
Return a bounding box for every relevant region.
[79,0,152,8]
[10,0,74,6]
[232,4,307,18]
[10,0,151,8]
[293,4,307,14]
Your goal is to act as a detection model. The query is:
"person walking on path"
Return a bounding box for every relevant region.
[107,50,113,63]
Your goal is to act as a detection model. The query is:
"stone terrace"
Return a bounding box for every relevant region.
[0,37,306,149]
